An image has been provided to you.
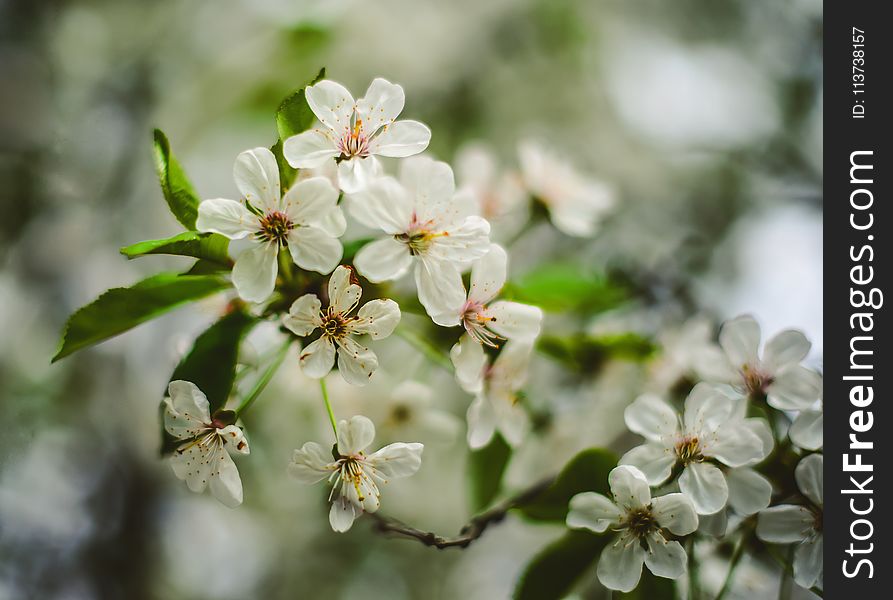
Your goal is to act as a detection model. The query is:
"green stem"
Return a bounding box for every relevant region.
[319,377,338,439]
[687,537,700,600]
[777,547,793,600]
[278,247,295,285]
[715,535,746,600]
[234,337,292,418]
[395,327,453,372]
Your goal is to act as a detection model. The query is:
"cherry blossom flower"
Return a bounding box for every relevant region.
[283,265,400,385]
[457,339,534,449]
[518,141,615,237]
[163,380,249,508]
[196,147,344,302]
[620,383,773,514]
[757,454,823,590]
[348,156,491,321]
[448,244,542,391]
[707,315,822,410]
[454,143,528,240]
[790,403,823,451]
[288,415,423,532]
[283,78,431,193]
[567,465,699,592]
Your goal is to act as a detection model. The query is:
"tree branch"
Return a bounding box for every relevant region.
[366,475,556,549]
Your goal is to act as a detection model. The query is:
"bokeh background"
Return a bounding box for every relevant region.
[1,0,822,598]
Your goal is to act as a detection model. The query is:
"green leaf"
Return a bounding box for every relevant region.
[120,231,231,266]
[513,530,607,600]
[503,264,628,313]
[271,138,297,191]
[53,273,228,362]
[275,67,326,141]
[468,434,512,511]
[616,571,677,599]
[153,129,200,229]
[518,448,617,522]
[162,310,256,453]
[537,333,655,375]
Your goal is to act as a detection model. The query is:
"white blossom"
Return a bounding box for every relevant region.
[790,403,823,451]
[348,156,491,321]
[289,415,423,532]
[454,143,528,240]
[164,381,249,508]
[620,383,773,515]
[757,454,823,590]
[283,265,400,385]
[567,465,698,592]
[283,78,431,193]
[196,147,344,303]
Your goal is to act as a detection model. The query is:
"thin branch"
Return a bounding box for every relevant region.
[366,475,556,549]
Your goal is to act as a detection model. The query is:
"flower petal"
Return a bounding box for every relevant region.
[299,336,336,379]
[164,380,212,438]
[337,156,382,194]
[305,79,355,133]
[450,333,487,394]
[356,77,405,134]
[282,128,339,168]
[414,258,467,322]
[327,265,362,314]
[597,532,646,593]
[208,449,243,508]
[329,495,360,532]
[651,493,699,536]
[757,505,814,543]
[485,301,543,341]
[353,299,401,339]
[317,205,347,237]
[281,176,339,226]
[795,454,823,506]
[793,535,823,589]
[763,329,811,372]
[336,336,379,386]
[337,415,376,456]
[644,535,687,580]
[367,442,424,479]
[234,147,281,213]
[619,443,675,485]
[678,462,728,515]
[719,315,761,368]
[726,468,773,515]
[790,409,823,451]
[196,198,256,239]
[703,422,766,467]
[624,394,679,442]
[468,244,507,304]
[400,156,455,217]
[288,441,336,484]
[348,176,414,234]
[490,339,534,390]
[466,393,496,449]
[283,294,322,336]
[170,439,214,493]
[566,492,623,533]
[218,425,249,455]
[371,120,431,157]
[609,465,652,510]
[232,242,278,303]
[427,216,492,264]
[683,383,734,434]
[767,365,822,410]
[287,226,342,274]
[354,237,413,282]
[492,393,529,447]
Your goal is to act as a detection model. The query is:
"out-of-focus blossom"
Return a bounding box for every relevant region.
[620,383,772,514]
[349,156,491,321]
[455,143,528,241]
[649,316,728,391]
[164,381,250,508]
[289,415,423,532]
[757,454,823,590]
[196,147,344,302]
[567,465,698,592]
[284,265,400,385]
[283,78,431,193]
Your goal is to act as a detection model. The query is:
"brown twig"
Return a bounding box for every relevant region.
[366,475,557,549]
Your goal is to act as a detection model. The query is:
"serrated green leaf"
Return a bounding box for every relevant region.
[468,434,512,511]
[120,231,231,266]
[513,530,607,600]
[537,333,655,375]
[271,138,297,190]
[276,67,326,141]
[503,264,628,313]
[518,448,617,522]
[153,129,200,229]
[53,273,228,362]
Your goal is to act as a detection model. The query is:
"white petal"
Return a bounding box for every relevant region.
[619,443,675,485]
[566,492,623,533]
[427,216,492,264]
[767,365,822,410]
[317,205,347,237]
[196,198,256,239]
[493,394,529,447]
[164,380,212,438]
[354,238,413,282]
[466,394,496,449]
[651,493,699,536]
[337,415,376,456]
[400,156,455,216]
[282,129,339,168]
[450,334,487,394]
[170,438,214,493]
[490,339,534,390]
[547,182,614,237]
[644,534,687,580]
[337,156,381,194]
[763,329,811,371]
[624,394,679,442]
[719,315,761,368]
[283,294,322,336]
[208,448,243,508]
[367,442,424,479]
[329,496,360,532]
[678,462,728,515]
[287,226,342,274]
[793,535,823,589]
[790,409,823,450]
[703,423,766,467]
[683,383,734,434]
[234,147,281,213]
[698,510,729,538]
[347,176,414,234]
[485,301,543,341]
[336,336,379,386]
[281,176,339,226]
[609,465,652,510]
[414,259,467,322]
[353,299,401,339]
[327,265,361,314]
[756,505,813,543]
[356,77,405,134]
[742,418,775,463]
[795,454,823,506]
[218,425,249,455]
[371,120,431,157]
[469,244,507,304]
[726,468,772,515]
[232,242,278,303]
[288,441,336,484]
[299,336,336,379]
[305,80,355,133]
[597,533,646,593]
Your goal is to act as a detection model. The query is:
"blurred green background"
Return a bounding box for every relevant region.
[0,0,821,598]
